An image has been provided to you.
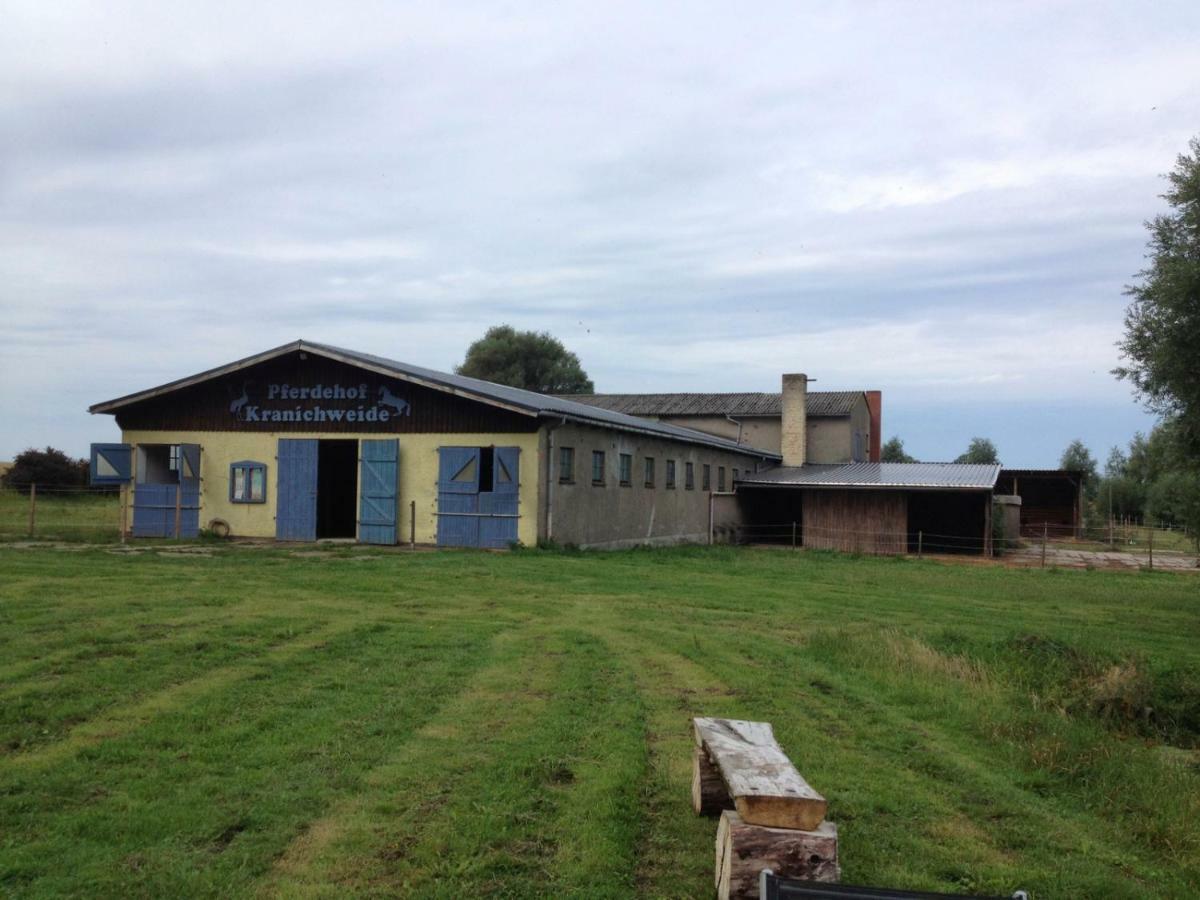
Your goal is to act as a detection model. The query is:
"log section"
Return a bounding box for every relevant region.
[716,811,839,900]
[693,717,827,830]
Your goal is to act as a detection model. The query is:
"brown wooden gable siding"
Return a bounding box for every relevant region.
[113,351,539,434]
[802,489,907,555]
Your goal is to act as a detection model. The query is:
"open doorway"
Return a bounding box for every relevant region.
[317,440,358,539]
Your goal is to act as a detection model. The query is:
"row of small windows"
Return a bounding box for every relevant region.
[559,447,735,491]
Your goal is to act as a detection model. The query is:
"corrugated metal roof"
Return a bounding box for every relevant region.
[739,462,1001,490]
[560,390,863,417]
[998,468,1086,478]
[90,340,779,459]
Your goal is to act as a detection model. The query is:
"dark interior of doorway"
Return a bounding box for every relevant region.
[317,440,357,539]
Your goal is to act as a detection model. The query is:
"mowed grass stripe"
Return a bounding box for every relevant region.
[2,620,352,769]
[590,619,743,899]
[0,618,498,897]
[0,617,333,754]
[263,626,648,899]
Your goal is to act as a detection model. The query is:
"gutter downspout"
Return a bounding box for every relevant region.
[724,414,744,445]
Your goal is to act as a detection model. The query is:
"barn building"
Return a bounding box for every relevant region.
[88,340,776,548]
[564,389,882,464]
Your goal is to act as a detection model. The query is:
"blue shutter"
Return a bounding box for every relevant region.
[90,443,132,484]
[479,447,520,548]
[276,439,318,541]
[359,439,399,545]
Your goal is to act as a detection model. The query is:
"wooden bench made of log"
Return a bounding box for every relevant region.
[692,717,828,831]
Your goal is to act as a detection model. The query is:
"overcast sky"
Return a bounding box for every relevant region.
[2,1,1197,466]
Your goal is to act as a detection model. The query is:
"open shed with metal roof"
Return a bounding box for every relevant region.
[994,468,1085,538]
[736,462,1002,555]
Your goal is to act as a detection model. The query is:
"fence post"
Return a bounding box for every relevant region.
[119,485,127,544]
[917,530,922,558]
[791,521,797,549]
[1148,527,1153,571]
[410,499,416,549]
[174,483,182,539]
[28,483,37,537]
[1041,524,1047,568]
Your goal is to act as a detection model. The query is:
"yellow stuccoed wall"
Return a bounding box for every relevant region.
[121,430,542,545]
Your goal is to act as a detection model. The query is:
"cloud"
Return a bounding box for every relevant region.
[1,0,1194,465]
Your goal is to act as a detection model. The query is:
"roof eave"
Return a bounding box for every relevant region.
[89,339,541,420]
[539,410,781,460]
[738,482,995,492]
[89,340,306,414]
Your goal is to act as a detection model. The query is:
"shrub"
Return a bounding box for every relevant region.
[1,447,88,493]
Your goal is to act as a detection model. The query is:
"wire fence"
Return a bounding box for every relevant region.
[734,520,1199,570]
[0,484,123,542]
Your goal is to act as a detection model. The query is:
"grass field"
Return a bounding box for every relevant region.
[1,544,1198,898]
[0,490,120,542]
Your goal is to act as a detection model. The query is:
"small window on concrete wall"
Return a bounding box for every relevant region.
[230,461,267,503]
[559,447,575,484]
[644,457,655,487]
[685,462,694,490]
[718,466,726,492]
[592,450,606,485]
[619,453,632,486]
[733,468,739,484]
[666,460,676,489]
[702,464,711,491]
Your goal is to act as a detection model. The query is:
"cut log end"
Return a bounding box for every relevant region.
[734,793,828,832]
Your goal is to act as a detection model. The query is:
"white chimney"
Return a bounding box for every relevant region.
[781,373,807,467]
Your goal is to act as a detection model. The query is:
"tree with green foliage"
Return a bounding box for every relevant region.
[1146,469,1200,533]
[1098,445,1145,521]
[1115,136,1200,457]
[1060,439,1098,500]
[1,447,87,493]
[881,436,916,463]
[954,437,999,465]
[456,325,594,394]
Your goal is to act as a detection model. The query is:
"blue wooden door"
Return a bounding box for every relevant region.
[436,447,480,547]
[359,439,399,545]
[132,484,175,537]
[177,443,201,538]
[479,447,520,548]
[277,439,318,541]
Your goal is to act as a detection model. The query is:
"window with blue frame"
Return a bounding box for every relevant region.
[230,461,267,503]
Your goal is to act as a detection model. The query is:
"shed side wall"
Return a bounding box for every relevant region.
[802,489,908,555]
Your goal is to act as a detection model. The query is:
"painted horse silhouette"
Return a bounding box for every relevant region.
[378,385,411,416]
[228,381,253,419]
